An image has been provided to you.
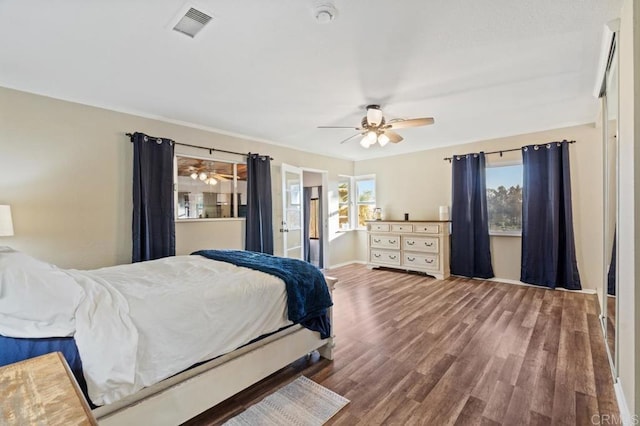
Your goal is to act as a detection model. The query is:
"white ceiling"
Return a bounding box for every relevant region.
[0,0,621,160]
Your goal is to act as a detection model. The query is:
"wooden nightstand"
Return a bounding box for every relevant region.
[0,352,97,425]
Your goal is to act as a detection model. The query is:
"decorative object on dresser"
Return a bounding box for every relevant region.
[366,220,451,279]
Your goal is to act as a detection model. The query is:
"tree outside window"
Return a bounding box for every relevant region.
[486,164,522,234]
[338,177,351,230]
[356,177,376,227]
[337,175,376,230]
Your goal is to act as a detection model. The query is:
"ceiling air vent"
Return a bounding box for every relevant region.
[172,7,213,38]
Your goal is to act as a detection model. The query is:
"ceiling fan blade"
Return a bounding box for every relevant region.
[213,173,229,182]
[339,133,364,144]
[388,117,434,129]
[385,131,404,143]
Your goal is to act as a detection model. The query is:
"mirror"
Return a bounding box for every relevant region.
[601,31,618,374]
[175,156,247,219]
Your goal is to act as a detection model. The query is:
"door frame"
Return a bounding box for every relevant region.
[300,167,329,269]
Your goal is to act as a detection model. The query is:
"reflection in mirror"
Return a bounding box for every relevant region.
[175,156,247,219]
[602,36,618,371]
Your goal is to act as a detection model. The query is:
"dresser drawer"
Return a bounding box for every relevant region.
[403,236,439,253]
[391,224,413,233]
[403,253,439,270]
[414,224,440,234]
[370,234,400,249]
[370,249,401,265]
[368,223,390,232]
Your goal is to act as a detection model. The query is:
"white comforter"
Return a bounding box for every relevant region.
[66,255,292,405]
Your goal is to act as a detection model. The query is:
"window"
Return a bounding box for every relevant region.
[175,156,247,220]
[355,176,376,227]
[337,175,376,230]
[309,198,319,239]
[486,163,523,234]
[338,177,351,230]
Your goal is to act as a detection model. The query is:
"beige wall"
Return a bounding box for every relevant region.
[617,0,639,416]
[354,124,603,291]
[0,87,355,269]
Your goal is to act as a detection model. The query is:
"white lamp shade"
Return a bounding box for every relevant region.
[0,205,14,237]
[378,133,390,147]
[366,107,383,126]
[439,205,450,221]
[359,137,371,148]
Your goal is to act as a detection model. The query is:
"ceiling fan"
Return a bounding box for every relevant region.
[186,164,230,186]
[318,105,435,148]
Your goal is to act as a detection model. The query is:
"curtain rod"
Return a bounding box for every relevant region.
[125,133,274,160]
[443,139,576,163]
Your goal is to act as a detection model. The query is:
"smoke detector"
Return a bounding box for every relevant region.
[314,4,337,23]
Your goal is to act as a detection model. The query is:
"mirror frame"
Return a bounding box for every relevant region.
[598,21,620,378]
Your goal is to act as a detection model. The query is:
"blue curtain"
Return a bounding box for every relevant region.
[521,141,581,289]
[245,154,274,254]
[450,153,494,278]
[132,132,175,263]
[303,187,311,263]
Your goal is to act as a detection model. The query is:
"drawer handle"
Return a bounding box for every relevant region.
[374,253,381,258]
[407,257,415,262]
[407,241,415,246]
[425,242,434,247]
[389,255,397,260]
[374,238,381,243]
[425,259,434,264]
[389,240,397,244]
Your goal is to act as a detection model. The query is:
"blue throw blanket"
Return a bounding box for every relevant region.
[193,250,332,338]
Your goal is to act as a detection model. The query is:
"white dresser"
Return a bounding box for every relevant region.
[366,220,451,279]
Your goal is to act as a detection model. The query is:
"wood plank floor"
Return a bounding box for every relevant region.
[184,264,620,425]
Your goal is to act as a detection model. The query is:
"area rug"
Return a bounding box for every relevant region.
[223,376,350,426]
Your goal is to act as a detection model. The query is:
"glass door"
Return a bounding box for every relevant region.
[281,164,304,259]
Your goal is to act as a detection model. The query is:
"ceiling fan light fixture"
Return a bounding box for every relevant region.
[378,133,390,147]
[366,105,383,127]
[208,177,218,185]
[190,172,198,180]
[199,172,208,181]
[366,130,377,142]
[360,137,371,149]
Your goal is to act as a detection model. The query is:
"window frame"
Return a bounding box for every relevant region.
[337,174,377,231]
[174,154,247,222]
[337,175,352,231]
[485,160,523,237]
[354,174,376,229]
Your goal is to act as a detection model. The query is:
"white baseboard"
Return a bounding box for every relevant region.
[614,379,632,425]
[326,260,365,270]
[480,276,597,294]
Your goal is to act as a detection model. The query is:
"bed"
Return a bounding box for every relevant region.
[0,247,336,425]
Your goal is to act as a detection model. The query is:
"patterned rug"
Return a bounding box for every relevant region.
[223,376,350,426]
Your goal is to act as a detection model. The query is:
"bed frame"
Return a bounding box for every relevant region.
[93,277,337,426]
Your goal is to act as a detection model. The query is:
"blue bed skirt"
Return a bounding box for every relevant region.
[0,334,92,405]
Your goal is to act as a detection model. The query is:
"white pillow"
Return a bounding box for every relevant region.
[0,247,84,338]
